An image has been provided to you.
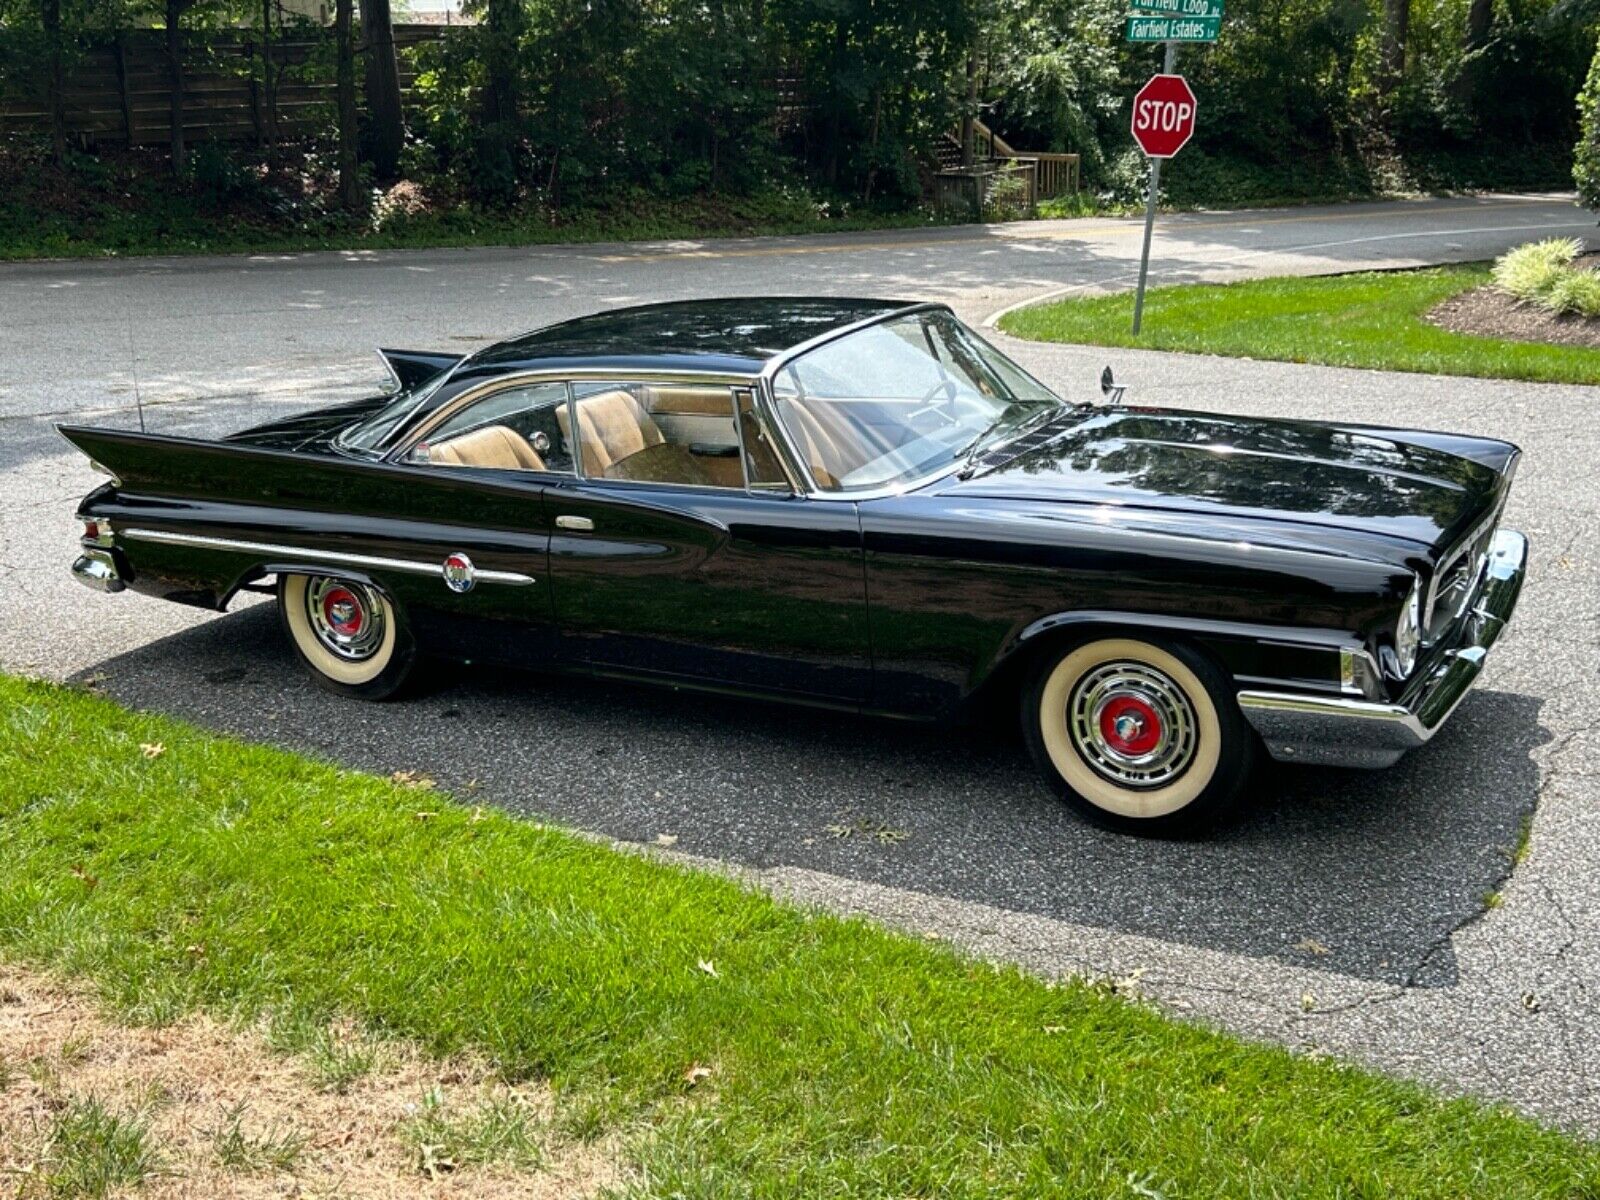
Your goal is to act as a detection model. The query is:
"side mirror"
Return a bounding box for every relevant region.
[1099,366,1127,405]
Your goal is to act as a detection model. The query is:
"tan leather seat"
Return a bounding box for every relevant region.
[642,385,733,416]
[427,424,546,471]
[784,402,854,490]
[558,390,665,477]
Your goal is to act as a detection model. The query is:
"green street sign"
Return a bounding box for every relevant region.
[1129,0,1223,18]
[1125,13,1222,41]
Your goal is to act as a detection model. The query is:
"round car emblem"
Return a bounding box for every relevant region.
[321,586,364,636]
[442,552,475,594]
[1098,694,1163,757]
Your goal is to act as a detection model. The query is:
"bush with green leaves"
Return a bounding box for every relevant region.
[1493,238,1582,301]
[1492,239,1600,319]
[1544,269,1600,318]
[1576,39,1600,212]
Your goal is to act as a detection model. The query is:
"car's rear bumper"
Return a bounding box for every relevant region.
[1236,529,1527,769]
[71,548,125,593]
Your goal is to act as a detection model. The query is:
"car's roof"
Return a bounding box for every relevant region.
[459,297,920,378]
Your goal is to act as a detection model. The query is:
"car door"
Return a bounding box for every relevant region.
[386,377,576,669]
[545,378,872,703]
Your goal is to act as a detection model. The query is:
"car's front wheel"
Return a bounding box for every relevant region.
[1022,635,1254,836]
[278,573,416,700]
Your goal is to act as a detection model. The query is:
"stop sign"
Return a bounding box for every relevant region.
[1131,74,1197,159]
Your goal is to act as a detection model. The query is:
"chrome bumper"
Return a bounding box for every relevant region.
[1237,529,1527,770]
[71,548,125,594]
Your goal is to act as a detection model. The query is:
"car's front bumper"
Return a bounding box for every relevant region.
[1236,528,1528,769]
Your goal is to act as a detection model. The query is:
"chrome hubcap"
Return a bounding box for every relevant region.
[305,577,386,662]
[1067,660,1198,788]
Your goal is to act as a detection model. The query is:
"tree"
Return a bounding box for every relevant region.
[482,0,522,128]
[335,0,360,209]
[1463,0,1493,51]
[165,0,196,174]
[258,0,279,156]
[41,0,67,165]
[1379,0,1409,92]
[361,0,405,180]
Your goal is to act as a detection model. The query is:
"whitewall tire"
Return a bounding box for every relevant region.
[278,573,416,700]
[1022,635,1254,835]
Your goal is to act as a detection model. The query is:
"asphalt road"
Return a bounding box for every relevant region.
[2,194,1597,1132]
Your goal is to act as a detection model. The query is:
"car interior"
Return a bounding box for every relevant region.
[413,380,765,489]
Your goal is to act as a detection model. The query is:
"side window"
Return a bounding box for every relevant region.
[565,380,749,490]
[736,388,790,491]
[407,382,573,474]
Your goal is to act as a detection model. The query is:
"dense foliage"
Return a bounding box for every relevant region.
[0,0,1595,235]
[1576,37,1600,208]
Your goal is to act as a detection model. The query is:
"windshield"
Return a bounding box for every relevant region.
[336,370,452,455]
[770,309,1061,493]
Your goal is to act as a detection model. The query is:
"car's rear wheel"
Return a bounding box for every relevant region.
[278,573,416,700]
[1022,635,1253,836]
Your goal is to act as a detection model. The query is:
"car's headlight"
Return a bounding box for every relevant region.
[1392,578,1422,679]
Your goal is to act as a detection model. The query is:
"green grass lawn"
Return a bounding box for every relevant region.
[1000,265,1600,385]
[2,672,1596,1196]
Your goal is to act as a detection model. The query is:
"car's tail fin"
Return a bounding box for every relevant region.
[378,348,464,391]
[56,424,297,494]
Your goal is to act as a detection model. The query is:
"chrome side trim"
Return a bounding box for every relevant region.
[121,528,537,587]
[1238,529,1527,770]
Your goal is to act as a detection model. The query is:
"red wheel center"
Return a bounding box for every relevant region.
[322,587,364,637]
[1099,695,1162,757]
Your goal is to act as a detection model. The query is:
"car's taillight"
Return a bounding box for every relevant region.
[81,518,113,547]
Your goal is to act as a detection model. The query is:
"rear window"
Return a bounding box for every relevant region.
[337,371,452,455]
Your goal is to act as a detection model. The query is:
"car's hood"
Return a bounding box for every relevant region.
[943,407,1509,553]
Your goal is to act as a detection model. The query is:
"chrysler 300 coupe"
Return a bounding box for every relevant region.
[62,298,1526,834]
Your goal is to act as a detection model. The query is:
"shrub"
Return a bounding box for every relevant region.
[1576,40,1600,212]
[1492,238,1582,302]
[1543,269,1600,318]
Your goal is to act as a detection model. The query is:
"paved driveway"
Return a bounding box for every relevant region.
[2,195,1596,1132]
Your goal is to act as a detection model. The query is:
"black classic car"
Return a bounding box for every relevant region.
[62,298,1526,834]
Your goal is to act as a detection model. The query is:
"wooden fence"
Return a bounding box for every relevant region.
[0,24,447,148]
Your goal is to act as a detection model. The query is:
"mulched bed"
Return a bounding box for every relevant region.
[1425,251,1600,349]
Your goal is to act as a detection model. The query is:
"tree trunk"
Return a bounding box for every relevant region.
[361,0,405,180]
[862,88,881,203]
[959,48,977,167]
[260,0,279,156]
[336,0,361,210]
[1463,0,1492,51]
[1379,0,1409,94]
[165,0,187,175]
[42,0,67,166]
[483,0,522,127]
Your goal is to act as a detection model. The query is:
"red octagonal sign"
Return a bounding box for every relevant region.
[1131,74,1197,159]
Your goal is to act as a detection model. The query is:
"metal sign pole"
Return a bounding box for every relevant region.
[1131,40,1178,336]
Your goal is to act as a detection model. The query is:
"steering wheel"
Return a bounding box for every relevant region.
[907,378,962,425]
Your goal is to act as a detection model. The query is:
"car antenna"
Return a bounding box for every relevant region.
[127,313,147,433]
[1099,365,1127,406]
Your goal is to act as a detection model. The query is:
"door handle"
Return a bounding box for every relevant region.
[556,515,594,532]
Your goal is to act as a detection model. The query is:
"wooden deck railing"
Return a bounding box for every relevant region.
[944,118,1080,199]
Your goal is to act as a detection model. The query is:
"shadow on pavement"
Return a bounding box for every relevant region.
[79,603,1548,989]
